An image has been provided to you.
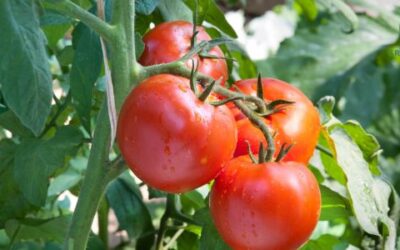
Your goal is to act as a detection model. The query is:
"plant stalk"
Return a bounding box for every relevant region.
[60,1,139,249]
[64,102,110,250]
[98,197,109,247]
[110,0,139,109]
[44,0,116,42]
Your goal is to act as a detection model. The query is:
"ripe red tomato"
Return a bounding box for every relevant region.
[117,74,237,193]
[230,78,320,164]
[139,20,228,84]
[210,156,321,250]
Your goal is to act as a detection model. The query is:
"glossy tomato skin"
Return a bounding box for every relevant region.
[117,74,237,193]
[231,78,320,164]
[139,20,228,84]
[210,156,321,250]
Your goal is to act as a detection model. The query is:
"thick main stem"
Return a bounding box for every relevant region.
[62,1,139,249]
[64,103,110,250]
[98,198,109,247]
[111,0,139,109]
[155,194,175,250]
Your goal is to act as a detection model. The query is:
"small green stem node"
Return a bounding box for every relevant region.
[198,79,219,102]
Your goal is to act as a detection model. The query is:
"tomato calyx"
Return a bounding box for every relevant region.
[275,143,294,162]
[247,141,294,164]
[256,73,264,99]
[254,73,295,116]
[198,79,219,101]
[188,58,221,103]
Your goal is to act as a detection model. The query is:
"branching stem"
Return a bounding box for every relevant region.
[44,0,116,42]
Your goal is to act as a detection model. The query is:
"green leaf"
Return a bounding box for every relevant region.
[257,15,397,97]
[184,0,237,38]
[0,230,9,247]
[136,0,160,15]
[0,0,53,136]
[330,127,396,248]
[317,96,337,126]
[320,185,350,221]
[71,0,92,9]
[5,216,71,243]
[40,9,72,26]
[87,234,106,250]
[181,190,205,213]
[368,64,400,157]
[158,0,192,22]
[331,56,386,126]
[9,242,42,250]
[187,0,208,24]
[318,128,347,185]
[202,2,236,38]
[294,0,318,20]
[57,46,75,67]
[206,27,257,81]
[194,208,230,250]
[0,110,33,137]
[372,179,397,250]
[47,159,85,197]
[177,231,200,250]
[342,121,381,175]
[301,234,341,250]
[40,9,73,48]
[330,127,379,235]
[106,172,155,249]
[0,139,33,227]
[148,186,167,199]
[14,126,83,206]
[70,16,103,133]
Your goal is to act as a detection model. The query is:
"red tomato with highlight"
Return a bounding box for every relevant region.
[139,20,228,84]
[230,78,320,164]
[210,156,321,250]
[117,74,237,193]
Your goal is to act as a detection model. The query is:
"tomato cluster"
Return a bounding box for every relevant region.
[117,21,321,250]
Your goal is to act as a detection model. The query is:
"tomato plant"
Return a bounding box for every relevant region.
[0,0,399,250]
[117,74,237,193]
[210,156,321,250]
[139,20,229,84]
[229,78,320,164]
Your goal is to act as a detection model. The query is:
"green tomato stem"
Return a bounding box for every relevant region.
[98,198,110,247]
[64,102,110,250]
[111,0,141,79]
[58,0,139,249]
[234,99,275,161]
[155,194,174,250]
[44,0,116,42]
[40,92,71,137]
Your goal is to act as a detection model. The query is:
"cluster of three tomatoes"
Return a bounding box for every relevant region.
[117,21,321,250]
